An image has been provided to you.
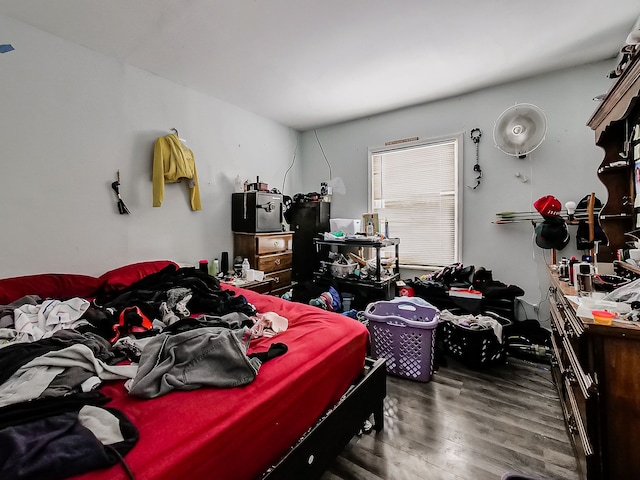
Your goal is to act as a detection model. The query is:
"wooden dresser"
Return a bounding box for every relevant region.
[233,231,293,296]
[548,267,640,479]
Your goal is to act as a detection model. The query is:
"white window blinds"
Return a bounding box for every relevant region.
[370,136,461,267]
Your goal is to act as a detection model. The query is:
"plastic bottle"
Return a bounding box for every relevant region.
[210,258,219,277]
[366,220,374,236]
[568,256,578,285]
[199,259,208,273]
[241,258,250,279]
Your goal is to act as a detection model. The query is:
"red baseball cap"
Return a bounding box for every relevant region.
[534,195,561,217]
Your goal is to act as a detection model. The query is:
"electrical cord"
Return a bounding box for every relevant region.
[281,137,298,193]
[314,129,332,180]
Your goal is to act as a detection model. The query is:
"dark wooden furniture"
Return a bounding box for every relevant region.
[233,231,293,296]
[548,268,640,479]
[233,278,274,294]
[587,44,640,251]
[289,200,331,282]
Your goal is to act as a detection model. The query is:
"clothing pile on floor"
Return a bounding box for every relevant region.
[439,309,505,343]
[406,263,525,319]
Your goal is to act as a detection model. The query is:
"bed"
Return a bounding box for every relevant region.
[0,261,386,480]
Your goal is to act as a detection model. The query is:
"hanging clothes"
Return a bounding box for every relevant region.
[152,133,202,211]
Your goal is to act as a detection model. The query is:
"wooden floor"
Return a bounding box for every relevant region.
[320,356,579,480]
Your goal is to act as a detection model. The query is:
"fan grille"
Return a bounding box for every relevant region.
[493,103,547,157]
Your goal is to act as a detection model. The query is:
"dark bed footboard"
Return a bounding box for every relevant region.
[262,357,386,480]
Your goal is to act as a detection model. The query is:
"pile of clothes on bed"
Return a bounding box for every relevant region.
[0,263,288,480]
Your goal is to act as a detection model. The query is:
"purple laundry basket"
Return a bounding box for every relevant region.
[364,300,439,382]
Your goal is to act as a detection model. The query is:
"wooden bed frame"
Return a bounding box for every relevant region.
[263,357,387,479]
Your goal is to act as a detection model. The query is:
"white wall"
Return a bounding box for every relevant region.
[0,15,301,278]
[300,60,616,321]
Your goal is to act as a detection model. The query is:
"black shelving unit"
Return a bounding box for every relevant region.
[313,237,400,308]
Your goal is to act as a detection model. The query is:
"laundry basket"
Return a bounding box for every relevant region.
[439,310,511,369]
[364,300,439,382]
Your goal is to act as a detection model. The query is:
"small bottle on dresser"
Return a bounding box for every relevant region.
[241,258,250,279]
[210,258,219,277]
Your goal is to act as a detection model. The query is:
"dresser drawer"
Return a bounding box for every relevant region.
[265,269,291,288]
[257,252,292,273]
[256,233,293,255]
[549,286,584,338]
[563,376,593,476]
[562,335,595,399]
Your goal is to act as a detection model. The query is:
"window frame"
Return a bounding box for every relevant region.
[367,133,464,269]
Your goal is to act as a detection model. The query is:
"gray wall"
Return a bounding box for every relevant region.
[0,11,620,323]
[0,14,301,277]
[299,60,616,320]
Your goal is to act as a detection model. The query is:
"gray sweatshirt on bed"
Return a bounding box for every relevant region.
[126,326,262,398]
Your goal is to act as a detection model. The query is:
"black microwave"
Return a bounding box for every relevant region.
[231,192,283,233]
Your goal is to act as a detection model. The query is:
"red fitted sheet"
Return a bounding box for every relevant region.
[73,286,369,480]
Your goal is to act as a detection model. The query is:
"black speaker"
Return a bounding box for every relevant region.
[220,252,229,274]
[289,200,331,281]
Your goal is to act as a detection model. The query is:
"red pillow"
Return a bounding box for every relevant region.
[0,273,102,304]
[98,260,178,293]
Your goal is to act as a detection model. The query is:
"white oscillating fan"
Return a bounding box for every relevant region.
[493,103,548,158]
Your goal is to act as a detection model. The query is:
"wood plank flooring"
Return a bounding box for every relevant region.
[321,357,579,480]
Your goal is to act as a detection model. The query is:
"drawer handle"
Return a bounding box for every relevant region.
[274,277,280,283]
[273,240,283,248]
[564,365,577,385]
[275,259,281,265]
[564,320,575,338]
[567,414,578,435]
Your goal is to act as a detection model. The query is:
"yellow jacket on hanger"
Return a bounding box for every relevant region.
[152,134,202,211]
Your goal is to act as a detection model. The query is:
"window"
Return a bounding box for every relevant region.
[369,134,462,268]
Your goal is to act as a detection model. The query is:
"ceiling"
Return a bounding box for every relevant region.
[2,1,639,131]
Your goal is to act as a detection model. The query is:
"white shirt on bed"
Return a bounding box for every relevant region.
[13,298,90,342]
